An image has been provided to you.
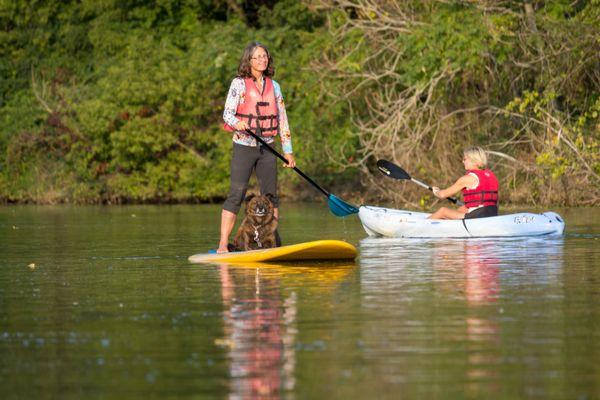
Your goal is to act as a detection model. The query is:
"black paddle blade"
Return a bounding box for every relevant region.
[377,159,411,180]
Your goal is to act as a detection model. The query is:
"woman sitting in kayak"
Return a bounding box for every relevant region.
[428,147,498,220]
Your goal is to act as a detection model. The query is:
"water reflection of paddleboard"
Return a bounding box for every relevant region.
[189,240,357,264]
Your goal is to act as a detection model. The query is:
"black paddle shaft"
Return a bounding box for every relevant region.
[376,159,463,206]
[244,129,330,198]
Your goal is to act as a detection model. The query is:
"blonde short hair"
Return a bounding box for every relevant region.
[463,146,487,168]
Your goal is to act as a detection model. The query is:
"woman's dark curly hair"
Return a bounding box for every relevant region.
[237,41,275,78]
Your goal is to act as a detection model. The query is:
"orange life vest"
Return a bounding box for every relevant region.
[462,169,499,208]
[223,77,279,137]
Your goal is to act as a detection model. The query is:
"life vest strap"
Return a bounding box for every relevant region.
[464,190,498,206]
[466,190,498,195]
[236,113,277,121]
[253,127,278,133]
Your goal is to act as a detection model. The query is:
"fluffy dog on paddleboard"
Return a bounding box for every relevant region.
[231,193,280,251]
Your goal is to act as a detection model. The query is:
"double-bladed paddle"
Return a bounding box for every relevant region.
[244,128,359,216]
[376,159,464,206]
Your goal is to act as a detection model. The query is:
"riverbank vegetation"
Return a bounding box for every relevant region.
[1,0,598,206]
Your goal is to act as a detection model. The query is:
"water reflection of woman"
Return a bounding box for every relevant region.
[218,265,297,398]
[432,241,502,392]
[431,240,499,305]
[463,241,499,305]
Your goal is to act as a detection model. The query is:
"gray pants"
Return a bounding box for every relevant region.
[223,143,279,214]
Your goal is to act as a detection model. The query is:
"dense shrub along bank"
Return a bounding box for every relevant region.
[0,0,353,204]
[315,0,599,206]
[1,1,598,206]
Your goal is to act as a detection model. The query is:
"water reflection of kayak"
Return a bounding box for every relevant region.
[189,240,357,264]
[358,206,565,238]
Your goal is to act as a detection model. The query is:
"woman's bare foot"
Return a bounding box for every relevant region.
[216,243,229,253]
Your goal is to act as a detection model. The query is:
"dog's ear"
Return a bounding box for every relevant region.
[244,193,256,203]
[265,193,276,204]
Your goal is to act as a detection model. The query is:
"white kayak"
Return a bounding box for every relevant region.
[358,206,565,238]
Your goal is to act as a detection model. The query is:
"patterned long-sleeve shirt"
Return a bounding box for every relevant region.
[223,77,293,154]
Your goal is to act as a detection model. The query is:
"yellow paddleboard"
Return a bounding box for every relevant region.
[188,240,357,264]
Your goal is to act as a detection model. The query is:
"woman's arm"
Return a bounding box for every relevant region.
[273,81,295,167]
[433,174,477,199]
[272,81,292,154]
[223,78,245,129]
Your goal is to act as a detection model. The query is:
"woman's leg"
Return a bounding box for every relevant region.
[255,147,281,246]
[428,206,466,220]
[218,144,258,253]
[217,210,237,253]
[255,147,278,208]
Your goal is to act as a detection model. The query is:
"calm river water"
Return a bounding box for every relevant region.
[1,204,599,399]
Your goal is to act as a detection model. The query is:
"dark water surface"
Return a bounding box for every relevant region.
[1,204,599,399]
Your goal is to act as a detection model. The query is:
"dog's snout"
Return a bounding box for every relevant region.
[255,204,267,215]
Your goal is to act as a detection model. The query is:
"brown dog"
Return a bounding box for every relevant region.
[231,193,279,251]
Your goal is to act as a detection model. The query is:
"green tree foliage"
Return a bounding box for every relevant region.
[0,0,351,203]
[1,0,598,206]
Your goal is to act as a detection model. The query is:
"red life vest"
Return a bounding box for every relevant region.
[462,169,499,208]
[223,77,279,137]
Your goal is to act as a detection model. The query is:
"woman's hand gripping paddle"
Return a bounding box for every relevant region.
[376,159,464,206]
[244,129,359,216]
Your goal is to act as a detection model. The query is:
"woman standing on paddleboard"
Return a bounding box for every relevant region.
[217,42,296,253]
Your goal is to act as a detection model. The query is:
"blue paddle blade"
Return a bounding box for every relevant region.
[328,194,359,217]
